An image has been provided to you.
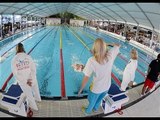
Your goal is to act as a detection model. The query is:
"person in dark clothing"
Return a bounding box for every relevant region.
[1,26,6,38]
[141,53,160,96]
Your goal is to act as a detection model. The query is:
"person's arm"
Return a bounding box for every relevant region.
[146,67,151,77]
[106,42,121,47]
[108,43,121,61]
[146,60,154,77]
[78,76,89,96]
[78,58,93,96]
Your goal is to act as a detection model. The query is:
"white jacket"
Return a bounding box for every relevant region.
[11,53,37,86]
[123,59,138,82]
[11,52,41,110]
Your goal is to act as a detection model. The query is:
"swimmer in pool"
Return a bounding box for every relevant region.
[72,64,85,72]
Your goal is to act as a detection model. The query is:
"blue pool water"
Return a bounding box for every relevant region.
[0,26,154,98]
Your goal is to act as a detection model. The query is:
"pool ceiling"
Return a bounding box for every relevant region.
[0,3,160,32]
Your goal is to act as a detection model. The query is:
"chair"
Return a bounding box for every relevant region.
[0,84,29,117]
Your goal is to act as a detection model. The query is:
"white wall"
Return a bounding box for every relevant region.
[70,19,84,26]
[46,18,61,25]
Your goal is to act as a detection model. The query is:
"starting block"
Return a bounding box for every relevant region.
[0,84,30,117]
[101,83,129,114]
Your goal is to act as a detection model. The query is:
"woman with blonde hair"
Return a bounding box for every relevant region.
[120,49,138,91]
[78,38,121,115]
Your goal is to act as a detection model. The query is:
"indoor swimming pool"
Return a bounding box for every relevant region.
[0,26,154,99]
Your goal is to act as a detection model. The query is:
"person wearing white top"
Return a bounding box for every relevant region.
[120,49,138,91]
[11,43,41,112]
[78,38,120,115]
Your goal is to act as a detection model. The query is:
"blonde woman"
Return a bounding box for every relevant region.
[78,38,120,115]
[120,49,138,91]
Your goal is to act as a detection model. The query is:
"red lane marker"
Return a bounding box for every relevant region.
[138,57,149,66]
[60,49,66,98]
[111,73,121,87]
[1,73,13,91]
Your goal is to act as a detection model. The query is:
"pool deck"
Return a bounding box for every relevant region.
[0,82,160,117]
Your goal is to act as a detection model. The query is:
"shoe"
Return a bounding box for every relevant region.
[81,106,89,116]
[119,88,125,92]
[92,109,98,113]
[128,86,132,89]
[140,94,144,97]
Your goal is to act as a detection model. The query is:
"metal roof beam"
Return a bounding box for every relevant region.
[77,4,109,21]
[89,4,117,21]
[116,3,139,25]
[13,4,34,14]
[135,3,154,29]
[100,3,127,22]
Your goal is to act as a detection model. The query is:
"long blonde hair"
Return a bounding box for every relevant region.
[131,49,138,60]
[92,38,108,64]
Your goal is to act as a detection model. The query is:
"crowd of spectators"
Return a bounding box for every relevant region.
[88,20,160,52]
[0,21,43,40]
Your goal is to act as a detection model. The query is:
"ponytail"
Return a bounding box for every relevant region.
[16,43,25,54]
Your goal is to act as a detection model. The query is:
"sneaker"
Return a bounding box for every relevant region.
[140,94,144,97]
[119,88,126,92]
[92,109,98,113]
[81,106,89,116]
[128,86,132,89]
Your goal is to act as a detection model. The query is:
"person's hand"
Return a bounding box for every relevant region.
[27,79,32,86]
[78,90,82,97]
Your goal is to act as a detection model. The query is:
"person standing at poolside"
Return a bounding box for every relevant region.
[120,49,138,91]
[141,53,160,96]
[11,43,41,112]
[78,38,121,115]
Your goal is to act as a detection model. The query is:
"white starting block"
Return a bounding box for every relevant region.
[0,84,29,117]
[101,83,129,114]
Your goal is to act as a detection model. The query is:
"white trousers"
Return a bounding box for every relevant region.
[19,80,41,111]
[121,73,132,91]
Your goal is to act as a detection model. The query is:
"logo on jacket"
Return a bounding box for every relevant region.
[16,58,30,70]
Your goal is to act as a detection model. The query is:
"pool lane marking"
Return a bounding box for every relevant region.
[1,27,56,91]
[1,27,46,57]
[60,27,67,99]
[66,26,90,51]
[77,27,145,77]
[66,26,121,87]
